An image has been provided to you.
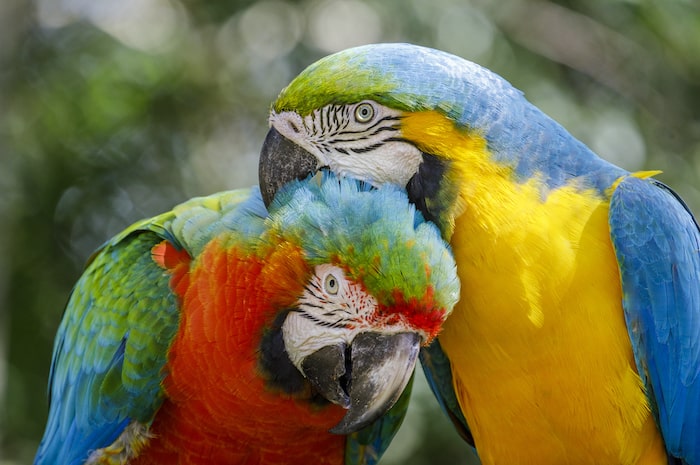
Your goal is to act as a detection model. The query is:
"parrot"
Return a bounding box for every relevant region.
[34,172,460,465]
[257,43,700,465]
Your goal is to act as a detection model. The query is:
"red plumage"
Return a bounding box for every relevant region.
[134,239,347,465]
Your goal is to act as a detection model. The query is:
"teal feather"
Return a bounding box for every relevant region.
[36,173,459,465]
[35,187,263,465]
[273,43,700,464]
[269,174,459,310]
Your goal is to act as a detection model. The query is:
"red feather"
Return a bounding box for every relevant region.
[135,239,346,465]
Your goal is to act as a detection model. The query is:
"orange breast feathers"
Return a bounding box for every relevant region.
[135,239,347,465]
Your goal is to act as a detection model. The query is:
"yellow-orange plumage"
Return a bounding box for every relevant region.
[258,42,700,465]
[403,111,667,465]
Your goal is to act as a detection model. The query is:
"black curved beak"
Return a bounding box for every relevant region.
[259,127,320,207]
[301,332,420,434]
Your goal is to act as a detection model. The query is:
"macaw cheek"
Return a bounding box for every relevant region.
[259,126,320,207]
[301,332,421,435]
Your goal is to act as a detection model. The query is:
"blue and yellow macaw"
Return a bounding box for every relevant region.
[258,43,700,465]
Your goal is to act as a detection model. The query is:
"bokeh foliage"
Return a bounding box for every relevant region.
[1,0,699,464]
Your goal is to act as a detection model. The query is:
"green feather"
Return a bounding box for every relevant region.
[273,50,399,116]
[267,175,460,313]
[37,176,459,465]
[38,187,261,465]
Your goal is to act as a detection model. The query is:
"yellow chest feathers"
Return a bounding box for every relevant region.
[441,169,666,464]
[399,110,666,464]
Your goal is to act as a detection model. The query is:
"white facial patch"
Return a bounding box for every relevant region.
[269,101,423,187]
[282,264,377,370]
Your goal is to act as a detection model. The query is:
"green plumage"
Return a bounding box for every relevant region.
[268,177,456,308]
[260,42,700,464]
[40,187,264,464]
[273,54,400,116]
[36,174,460,465]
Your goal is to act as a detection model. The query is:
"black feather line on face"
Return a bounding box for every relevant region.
[336,115,401,136]
[295,308,351,329]
[348,143,389,154]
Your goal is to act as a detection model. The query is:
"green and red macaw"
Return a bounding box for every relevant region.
[258,43,700,465]
[34,173,460,465]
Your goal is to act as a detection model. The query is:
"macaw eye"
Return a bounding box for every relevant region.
[324,273,339,295]
[354,103,375,123]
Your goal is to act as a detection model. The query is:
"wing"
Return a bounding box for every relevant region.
[419,340,475,446]
[609,176,700,464]
[34,223,184,465]
[344,373,415,465]
[35,188,264,465]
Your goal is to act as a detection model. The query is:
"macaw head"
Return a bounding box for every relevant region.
[259,43,606,239]
[259,173,459,433]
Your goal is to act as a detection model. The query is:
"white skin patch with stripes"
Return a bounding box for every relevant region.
[269,100,422,187]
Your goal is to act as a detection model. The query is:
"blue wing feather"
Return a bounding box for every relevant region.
[609,176,700,464]
[35,188,264,465]
[34,231,180,465]
[419,339,475,447]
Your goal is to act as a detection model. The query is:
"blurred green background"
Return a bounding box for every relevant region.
[1,0,699,463]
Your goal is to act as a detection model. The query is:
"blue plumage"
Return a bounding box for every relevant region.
[36,173,456,464]
[329,43,628,194]
[263,42,700,464]
[610,177,700,464]
[35,232,179,465]
[35,189,269,465]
